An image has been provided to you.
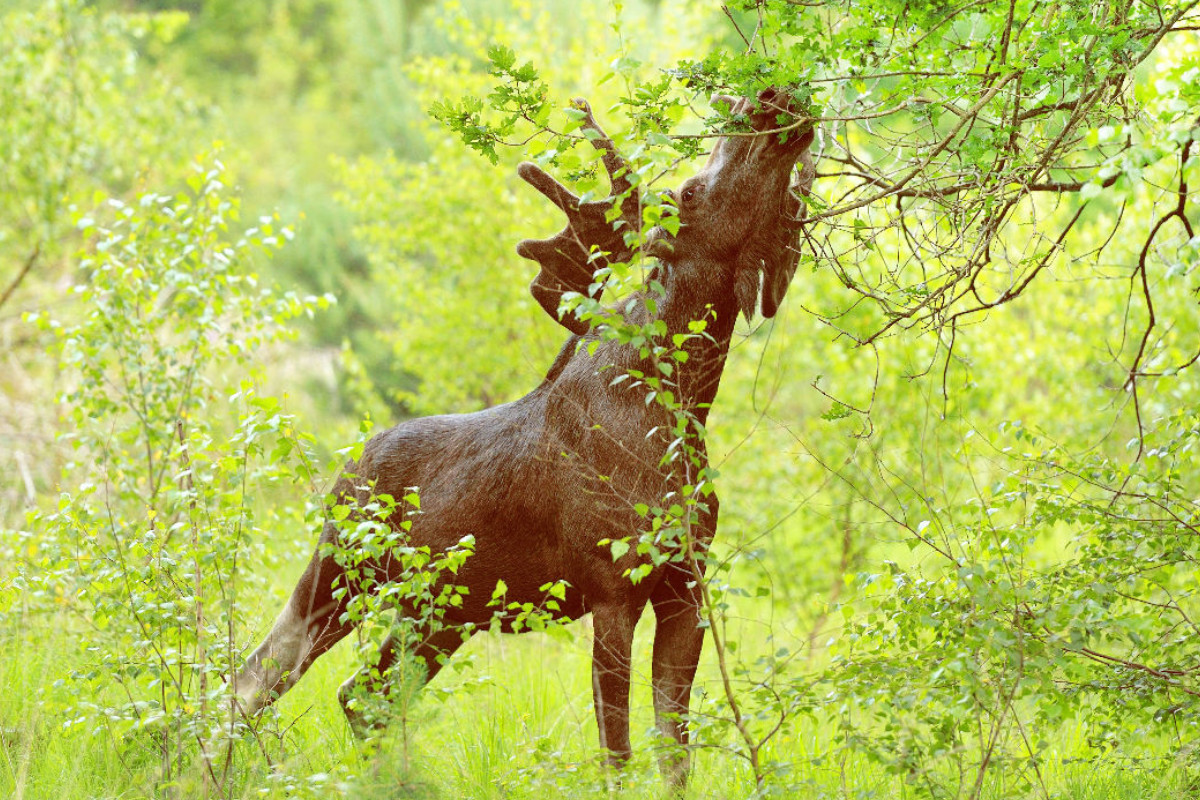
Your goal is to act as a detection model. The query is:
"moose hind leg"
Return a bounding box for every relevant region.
[650,563,706,791]
[233,541,355,714]
[338,623,472,737]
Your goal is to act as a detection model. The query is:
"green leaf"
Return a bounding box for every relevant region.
[821,402,853,421]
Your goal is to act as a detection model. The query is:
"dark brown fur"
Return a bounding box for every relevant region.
[234,88,815,790]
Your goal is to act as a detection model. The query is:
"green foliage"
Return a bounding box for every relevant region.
[0,0,210,319]
[430,44,549,164]
[3,0,1200,798]
[0,1,199,230]
[16,159,330,795]
[328,483,475,743]
[815,399,1200,798]
[422,0,1200,794]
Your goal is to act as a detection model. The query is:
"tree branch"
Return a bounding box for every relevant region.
[0,244,41,313]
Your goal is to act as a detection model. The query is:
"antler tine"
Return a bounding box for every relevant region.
[571,99,637,214]
[517,162,582,216]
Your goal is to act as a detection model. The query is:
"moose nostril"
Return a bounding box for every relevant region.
[760,88,777,105]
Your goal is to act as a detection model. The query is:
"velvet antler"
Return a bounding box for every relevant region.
[516,100,640,335]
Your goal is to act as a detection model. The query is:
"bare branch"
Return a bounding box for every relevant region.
[0,244,41,313]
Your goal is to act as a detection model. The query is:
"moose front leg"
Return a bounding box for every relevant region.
[590,603,639,770]
[650,561,706,791]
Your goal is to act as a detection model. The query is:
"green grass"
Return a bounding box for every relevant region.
[2,600,1195,800]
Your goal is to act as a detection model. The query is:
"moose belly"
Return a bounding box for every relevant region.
[404,477,654,630]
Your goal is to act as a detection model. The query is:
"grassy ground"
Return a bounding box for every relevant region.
[2,594,1194,800]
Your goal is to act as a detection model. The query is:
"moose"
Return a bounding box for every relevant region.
[233,88,815,789]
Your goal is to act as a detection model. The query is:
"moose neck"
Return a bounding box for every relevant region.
[649,256,741,422]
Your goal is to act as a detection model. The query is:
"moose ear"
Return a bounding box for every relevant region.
[758,128,816,320]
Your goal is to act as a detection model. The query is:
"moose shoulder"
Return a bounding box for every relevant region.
[232,88,815,790]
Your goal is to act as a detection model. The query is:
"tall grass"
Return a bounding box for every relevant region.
[2,596,1193,799]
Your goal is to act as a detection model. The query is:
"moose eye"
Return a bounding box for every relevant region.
[681,184,704,205]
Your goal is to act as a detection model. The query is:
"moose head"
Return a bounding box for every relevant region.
[515,87,815,335]
[233,88,816,793]
[653,88,816,320]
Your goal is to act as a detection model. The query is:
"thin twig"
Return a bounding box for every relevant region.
[0,244,41,313]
